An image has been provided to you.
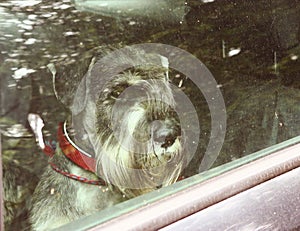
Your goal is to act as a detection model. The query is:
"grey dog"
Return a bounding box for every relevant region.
[30,46,184,230]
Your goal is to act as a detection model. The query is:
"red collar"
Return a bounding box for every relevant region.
[58,122,97,173]
[43,122,106,186]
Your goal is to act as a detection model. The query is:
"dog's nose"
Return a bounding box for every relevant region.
[153,126,177,149]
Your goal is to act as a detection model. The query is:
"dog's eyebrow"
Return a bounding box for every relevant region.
[108,82,131,99]
[122,66,167,78]
[112,82,130,92]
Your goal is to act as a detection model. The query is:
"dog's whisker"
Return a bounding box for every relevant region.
[151,142,161,162]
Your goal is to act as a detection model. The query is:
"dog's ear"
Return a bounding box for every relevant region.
[47,45,120,111]
[46,48,104,111]
[71,56,97,115]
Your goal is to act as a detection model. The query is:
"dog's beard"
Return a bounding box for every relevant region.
[92,102,182,198]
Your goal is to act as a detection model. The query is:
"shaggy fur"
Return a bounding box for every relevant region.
[30,47,183,230]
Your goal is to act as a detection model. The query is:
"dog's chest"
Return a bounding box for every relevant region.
[70,166,120,212]
[75,184,122,212]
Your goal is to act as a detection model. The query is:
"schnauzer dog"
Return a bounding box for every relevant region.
[30,46,184,230]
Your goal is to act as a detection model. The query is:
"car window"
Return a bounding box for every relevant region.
[1,0,299,230]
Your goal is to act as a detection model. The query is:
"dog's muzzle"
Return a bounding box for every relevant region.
[151,120,179,149]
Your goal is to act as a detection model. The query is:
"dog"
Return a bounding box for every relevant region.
[30,46,184,230]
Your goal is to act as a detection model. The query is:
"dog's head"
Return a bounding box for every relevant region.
[61,46,184,197]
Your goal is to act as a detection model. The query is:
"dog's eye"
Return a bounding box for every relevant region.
[109,83,130,99]
[110,91,121,99]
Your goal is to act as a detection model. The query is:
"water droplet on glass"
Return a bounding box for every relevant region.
[228,48,241,57]
[24,38,37,45]
[13,67,36,80]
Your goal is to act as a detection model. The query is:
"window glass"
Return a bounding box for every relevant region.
[1,0,299,229]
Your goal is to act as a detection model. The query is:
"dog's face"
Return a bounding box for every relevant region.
[69,47,183,197]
